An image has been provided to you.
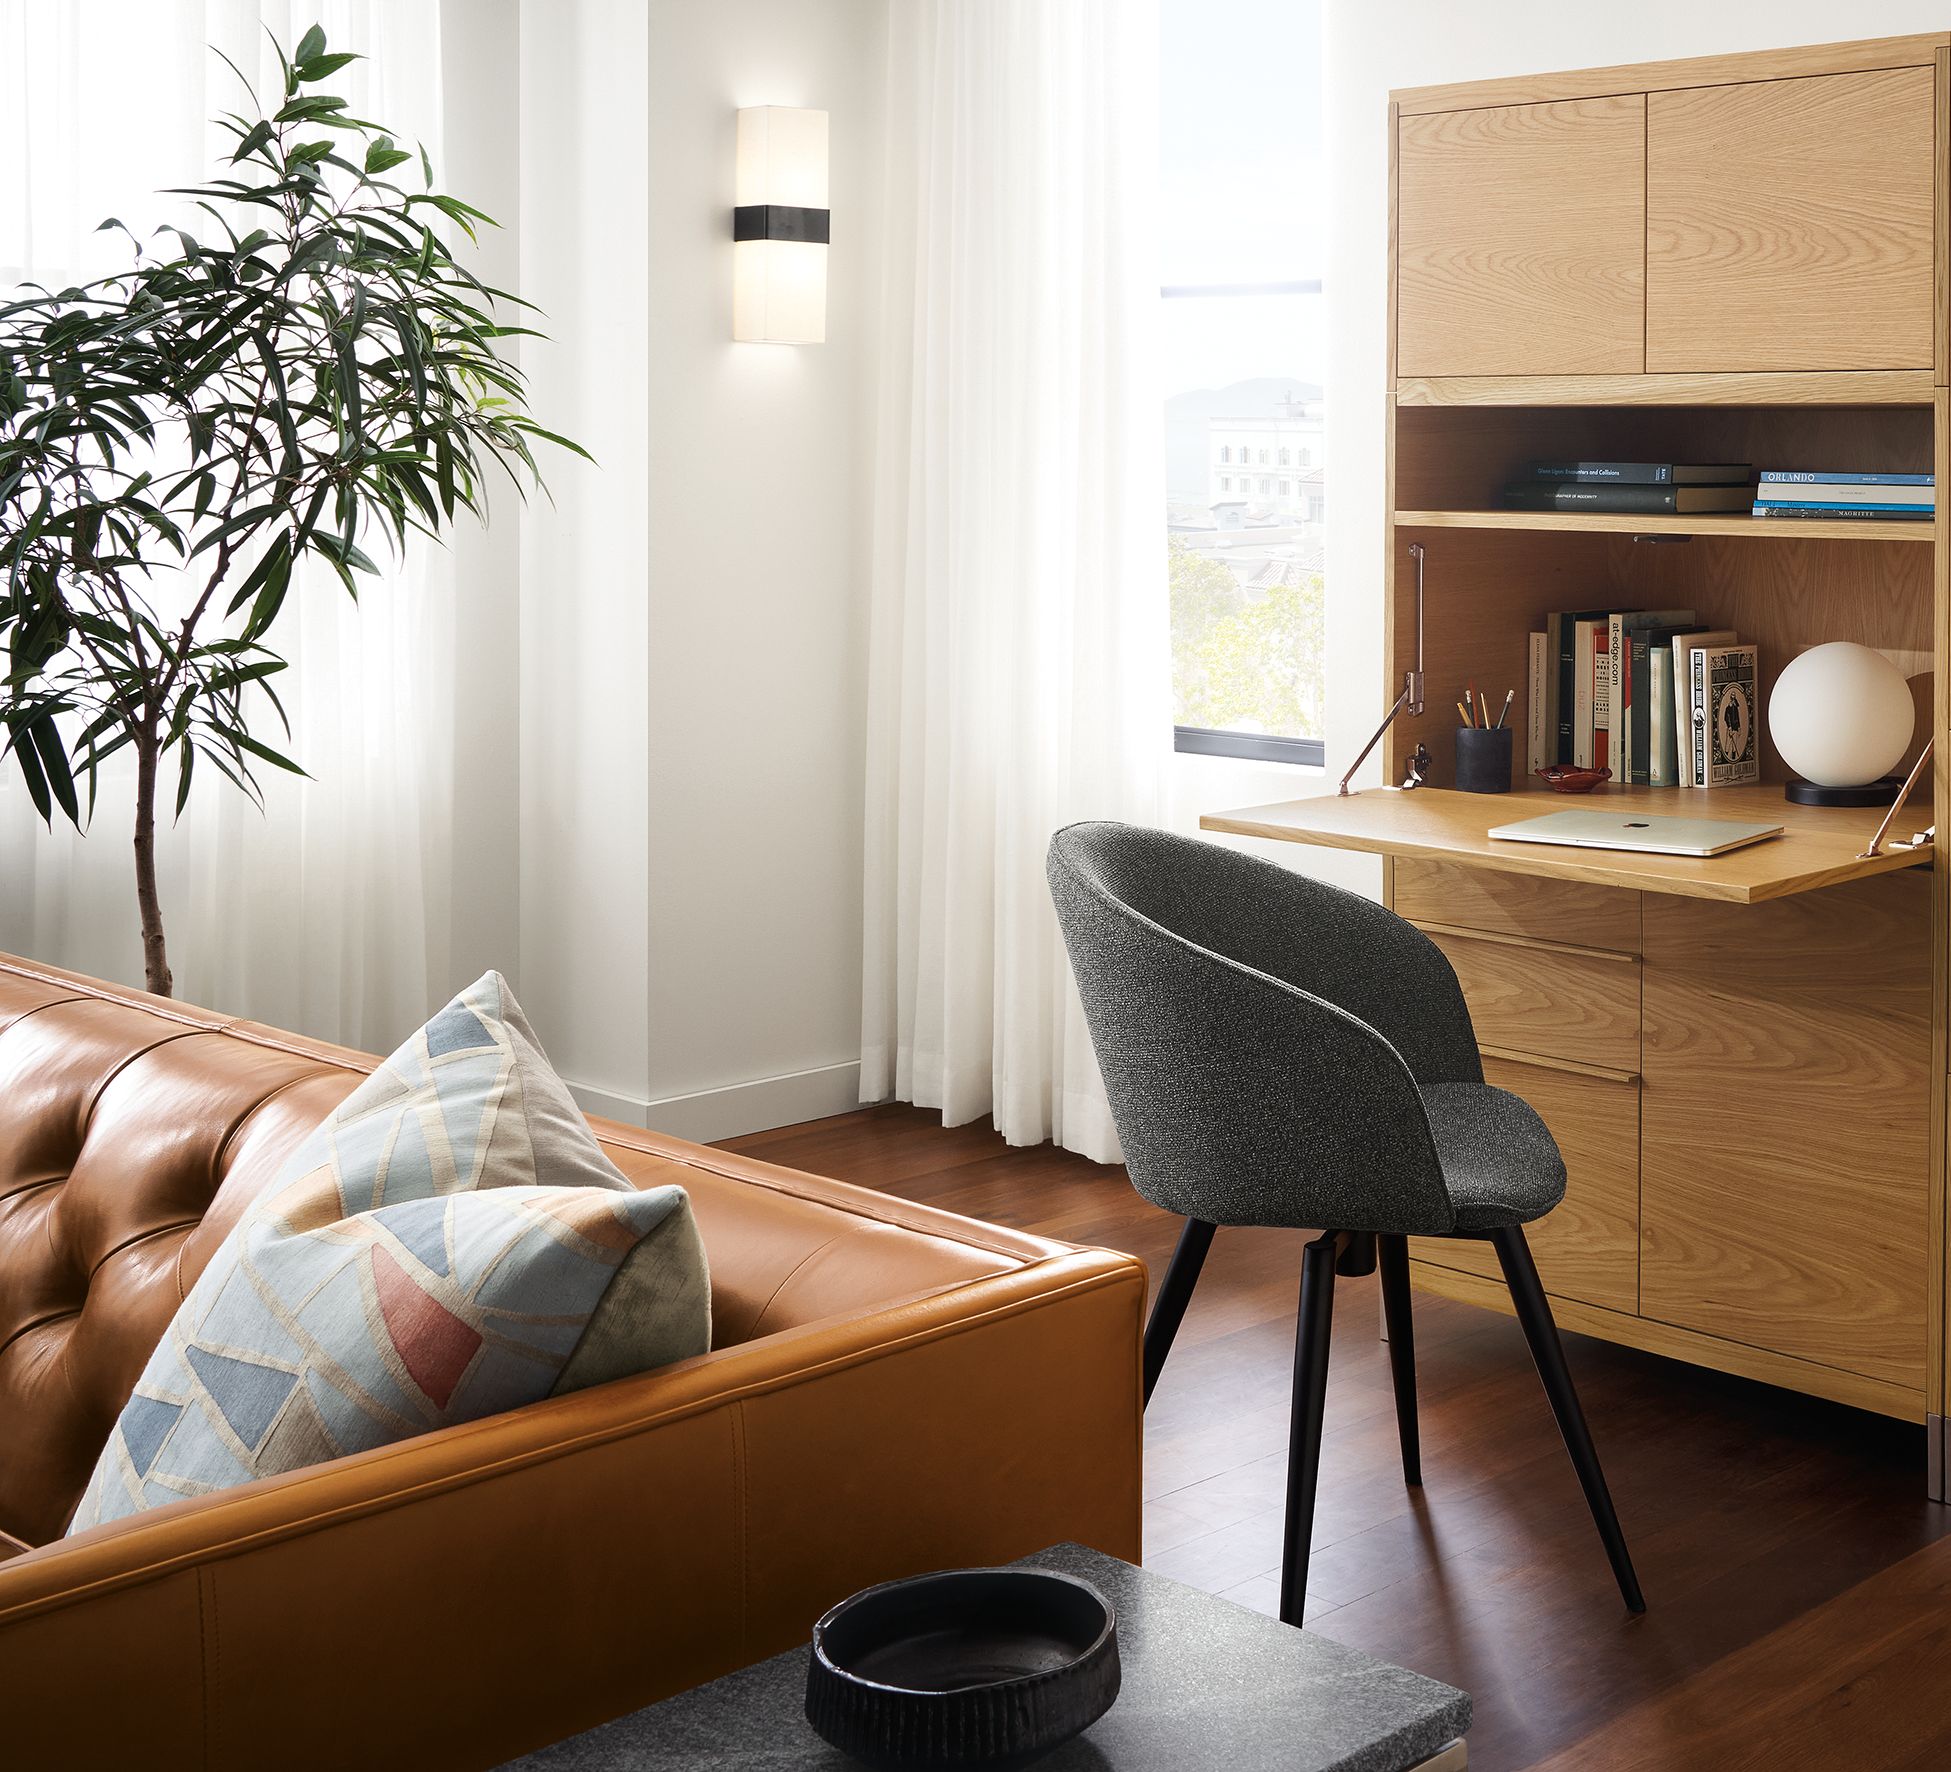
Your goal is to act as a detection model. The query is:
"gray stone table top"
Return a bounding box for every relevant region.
[501,1543,1470,1772]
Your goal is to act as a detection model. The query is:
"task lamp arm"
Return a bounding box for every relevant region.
[1338,541,1427,797]
[1859,736,1935,860]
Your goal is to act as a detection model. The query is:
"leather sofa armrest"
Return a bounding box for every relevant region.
[0,1245,1144,1771]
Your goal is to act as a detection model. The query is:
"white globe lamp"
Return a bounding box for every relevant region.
[1769,642,1915,806]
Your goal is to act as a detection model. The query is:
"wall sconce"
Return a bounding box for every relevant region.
[733,107,829,344]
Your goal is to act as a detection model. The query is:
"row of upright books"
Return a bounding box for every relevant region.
[1525,610,1759,789]
[1500,459,1936,519]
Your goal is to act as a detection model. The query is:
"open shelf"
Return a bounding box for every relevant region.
[1200,784,1930,904]
[1395,508,1934,543]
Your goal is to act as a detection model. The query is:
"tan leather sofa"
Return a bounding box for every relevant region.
[0,954,1144,1769]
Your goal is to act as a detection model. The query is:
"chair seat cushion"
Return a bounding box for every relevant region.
[1418,1082,1566,1230]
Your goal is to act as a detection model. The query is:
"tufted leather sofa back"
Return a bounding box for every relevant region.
[0,960,369,1546]
[0,954,1039,1555]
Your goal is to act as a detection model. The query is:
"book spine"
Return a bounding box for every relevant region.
[1527,631,1549,774]
[1650,650,1675,787]
[1530,461,1674,484]
[1690,648,1706,788]
[1757,470,1934,486]
[1505,485,1680,514]
[1629,634,1652,786]
[1606,614,1625,780]
[1753,503,1933,518]
[1591,626,1611,772]
[1552,614,1573,765]
[1673,638,1695,788]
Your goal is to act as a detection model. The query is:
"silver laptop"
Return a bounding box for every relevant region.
[1488,809,1784,857]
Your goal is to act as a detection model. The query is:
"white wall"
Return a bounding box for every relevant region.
[1322,1,1951,842]
[631,0,883,1140]
[475,0,883,1140]
[512,0,658,1122]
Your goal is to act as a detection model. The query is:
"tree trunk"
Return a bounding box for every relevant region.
[133,734,173,997]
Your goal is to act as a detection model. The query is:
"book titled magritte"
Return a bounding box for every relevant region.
[1689,643,1760,788]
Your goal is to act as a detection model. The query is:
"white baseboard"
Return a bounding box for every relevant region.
[568,1060,863,1145]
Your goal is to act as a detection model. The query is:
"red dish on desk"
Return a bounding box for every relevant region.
[1534,765,1612,793]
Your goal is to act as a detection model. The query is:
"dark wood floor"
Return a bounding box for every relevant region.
[722,1104,1951,1772]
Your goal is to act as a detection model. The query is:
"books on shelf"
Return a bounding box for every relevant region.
[1752,469,1934,520]
[1503,483,1755,514]
[1503,461,1753,518]
[1525,461,1753,485]
[1610,611,1696,785]
[1541,604,1757,789]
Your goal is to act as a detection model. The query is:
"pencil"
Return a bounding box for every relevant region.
[1456,699,1473,727]
[1478,692,1491,728]
[1495,689,1514,730]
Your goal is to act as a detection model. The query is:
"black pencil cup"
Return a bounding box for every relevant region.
[1453,725,1513,793]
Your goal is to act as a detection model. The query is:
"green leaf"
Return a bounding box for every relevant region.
[293,23,327,65]
[364,135,412,176]
[4,720,52,823]
[229,120,275,164]
[294,51,358,83]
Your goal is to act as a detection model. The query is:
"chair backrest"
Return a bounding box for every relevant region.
[1048,822,1478,1236]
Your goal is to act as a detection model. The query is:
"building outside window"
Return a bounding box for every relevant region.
[1162,0,1324,765]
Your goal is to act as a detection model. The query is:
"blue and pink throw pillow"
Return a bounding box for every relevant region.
[69,972,709,1533]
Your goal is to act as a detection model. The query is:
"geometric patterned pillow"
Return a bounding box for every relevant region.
[68,972,710,1535]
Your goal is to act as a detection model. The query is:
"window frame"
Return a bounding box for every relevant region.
[1164,276,1326,769]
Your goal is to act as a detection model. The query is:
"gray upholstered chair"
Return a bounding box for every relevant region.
[1047,820,1644,1623]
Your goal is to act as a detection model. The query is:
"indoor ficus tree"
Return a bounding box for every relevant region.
[0,26,583,996]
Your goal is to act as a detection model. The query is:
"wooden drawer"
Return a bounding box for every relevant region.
[1421,926,1640,1074]
[1397,94,1646,376]
[1414,1055,1640,1313]
[1646,68,1935,371]
[1392,859,1639,953]
[1640,877,1931,1391]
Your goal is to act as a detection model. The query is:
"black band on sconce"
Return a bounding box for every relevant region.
[734,204,831,244]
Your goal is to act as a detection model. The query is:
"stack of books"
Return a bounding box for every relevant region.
[1501,461,1754,515]
[1526,610,1759,789]
[1751,470,1935,520]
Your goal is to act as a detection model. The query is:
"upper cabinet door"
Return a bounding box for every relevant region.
[1646,68,1936,372]
[1396,96,1646,377]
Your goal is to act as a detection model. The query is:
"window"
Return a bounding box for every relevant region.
[1163,0,1325,768]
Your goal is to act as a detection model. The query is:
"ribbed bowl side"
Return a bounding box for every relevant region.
[804,1634,1121,1769]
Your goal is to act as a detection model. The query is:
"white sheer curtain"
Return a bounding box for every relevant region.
[861,0,1169,1162]
[0,0,458,1046]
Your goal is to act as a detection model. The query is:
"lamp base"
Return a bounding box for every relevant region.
[1784,776,1905,807]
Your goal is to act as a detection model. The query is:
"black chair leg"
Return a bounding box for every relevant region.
[1491,1225,1646,1614]
[1278,1229,1340,1628]
[1143,1217,1216,1405]
[1377,1234,1421,1487]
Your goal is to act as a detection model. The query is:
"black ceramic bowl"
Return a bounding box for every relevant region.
[804,1567,1120,1770]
